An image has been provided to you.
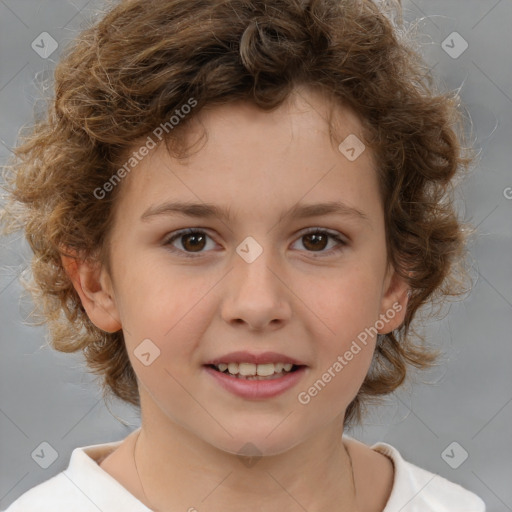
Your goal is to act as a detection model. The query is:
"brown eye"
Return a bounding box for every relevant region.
[302,232,329,251]
[180,232,207,252]
[163,227,347,259]
[164,229,214,257]
[292,228,347,256]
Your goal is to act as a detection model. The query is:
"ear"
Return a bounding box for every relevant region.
[378,263,410,334]
[60,249,122,333]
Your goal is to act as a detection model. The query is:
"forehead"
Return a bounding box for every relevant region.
[112,89,381,227]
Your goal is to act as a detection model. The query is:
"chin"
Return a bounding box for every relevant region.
[203,427,307,459]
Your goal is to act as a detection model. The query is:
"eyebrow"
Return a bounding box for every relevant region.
[140,200,370,225]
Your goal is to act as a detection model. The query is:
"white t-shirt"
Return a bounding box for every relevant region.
[3,439,486,511]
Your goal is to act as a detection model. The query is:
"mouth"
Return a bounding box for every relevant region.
[204,362,305,381]
[203,362,308,399]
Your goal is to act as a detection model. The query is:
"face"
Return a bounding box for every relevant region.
[69,87,408,456]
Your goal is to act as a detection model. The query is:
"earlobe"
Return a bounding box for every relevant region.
[378,266,410,334]
[60,250,122,333]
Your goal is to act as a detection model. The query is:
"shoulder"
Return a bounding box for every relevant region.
[3,441,151,512]
[371,441,486,512]
[2,471,90,512]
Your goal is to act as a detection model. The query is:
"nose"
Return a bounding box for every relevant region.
[220,245,292,332]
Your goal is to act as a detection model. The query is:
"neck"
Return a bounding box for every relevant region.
[132,403,359,512]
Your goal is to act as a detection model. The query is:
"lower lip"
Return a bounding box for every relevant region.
[203,366,307,399]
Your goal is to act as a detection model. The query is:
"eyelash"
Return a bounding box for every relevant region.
[163,228,348,259]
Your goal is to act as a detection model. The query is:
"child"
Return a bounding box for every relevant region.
[1,0,486,510]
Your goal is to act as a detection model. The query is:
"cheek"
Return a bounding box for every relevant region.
[118,263,217,367]
[115,252,193,326]
[295,264,383,392]
[298,262,384,338]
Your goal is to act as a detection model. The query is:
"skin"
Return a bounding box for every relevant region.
[62,86,408,512]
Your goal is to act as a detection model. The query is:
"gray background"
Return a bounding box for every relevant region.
[0,1,511,510]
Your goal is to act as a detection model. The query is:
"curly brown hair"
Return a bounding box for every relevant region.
[0,0,474,427]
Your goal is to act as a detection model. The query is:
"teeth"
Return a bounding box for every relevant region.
[214,362,294,376]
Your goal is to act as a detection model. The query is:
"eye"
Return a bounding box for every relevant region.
[291,228,347,256]
[163,229,216,258]
[163,228,347,258]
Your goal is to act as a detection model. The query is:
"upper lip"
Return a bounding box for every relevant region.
[204,351,307,366]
